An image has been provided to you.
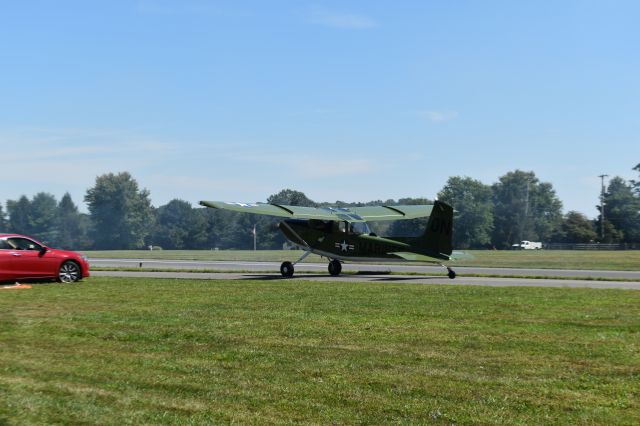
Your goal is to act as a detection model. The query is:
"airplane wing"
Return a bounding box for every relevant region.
[199,201,433,222]
[349,205,433,221]
[199,201,342,220]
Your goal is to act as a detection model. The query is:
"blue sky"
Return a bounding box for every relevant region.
[1,1,638,217]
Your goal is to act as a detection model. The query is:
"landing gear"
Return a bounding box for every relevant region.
[328,259,342,276]
[447,267,456,279]
[441,264,456,279]
[280,251,312,278]
[280,261,294,278]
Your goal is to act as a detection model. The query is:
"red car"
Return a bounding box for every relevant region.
[0,234,90,283]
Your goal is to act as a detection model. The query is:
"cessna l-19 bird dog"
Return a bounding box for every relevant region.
[199,200,456,279]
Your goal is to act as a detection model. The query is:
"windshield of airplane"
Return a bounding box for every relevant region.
[349,222,371,235]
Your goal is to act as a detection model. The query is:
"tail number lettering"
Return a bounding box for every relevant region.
[430,218,452,236]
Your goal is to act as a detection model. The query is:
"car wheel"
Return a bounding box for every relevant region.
[58,261,81,283]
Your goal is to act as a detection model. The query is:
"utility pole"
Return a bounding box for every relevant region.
[524,178,530,235]
[598,174,608,240]
[252,224,257,251]
[519,178,531,243]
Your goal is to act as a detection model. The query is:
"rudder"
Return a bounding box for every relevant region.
[421,200,453,257]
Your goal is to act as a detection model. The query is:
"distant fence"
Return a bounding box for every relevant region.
[544,243,640,250]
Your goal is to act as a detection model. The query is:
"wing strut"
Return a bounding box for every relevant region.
[269,204,295,215]
[279,221,311,248]
[293,250,311,265]
[381,206,407,216]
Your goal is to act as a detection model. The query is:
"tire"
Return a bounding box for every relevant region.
[280,261,294,278]
[328,260,342,276]
[58,261,81,283]
[447,269,456,279]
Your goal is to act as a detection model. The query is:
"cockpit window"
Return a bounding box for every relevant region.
[349,222,371,235]
[309,219,332,232]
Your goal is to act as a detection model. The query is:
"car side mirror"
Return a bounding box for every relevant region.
[39,246,48,256]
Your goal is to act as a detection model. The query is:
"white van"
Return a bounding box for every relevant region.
[512,240,542,250]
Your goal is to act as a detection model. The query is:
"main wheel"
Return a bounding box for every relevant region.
[328,259,342,276]
[58,261,81,283]
[280,261,294,277]
[447,269,456,279]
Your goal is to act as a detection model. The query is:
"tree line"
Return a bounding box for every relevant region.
[1,166,639,250]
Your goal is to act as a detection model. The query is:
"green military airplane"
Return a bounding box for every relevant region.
[199,199,457,279]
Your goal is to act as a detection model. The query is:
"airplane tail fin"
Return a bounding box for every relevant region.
[420,200,453,258]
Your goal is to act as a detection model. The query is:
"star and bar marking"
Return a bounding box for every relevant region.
[335,240,355,252]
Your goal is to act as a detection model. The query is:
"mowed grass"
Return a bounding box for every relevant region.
[84,249,640,271]
[456,250,640,271]
[1,278,639,425]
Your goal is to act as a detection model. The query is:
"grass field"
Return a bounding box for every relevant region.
[84,249,640,271]
[1,277,639,424]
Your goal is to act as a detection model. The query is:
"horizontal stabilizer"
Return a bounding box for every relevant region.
[389,252,450,262]
[450,251,474,261]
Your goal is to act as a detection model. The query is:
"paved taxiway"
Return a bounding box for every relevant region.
[90,259,640,290]
[90,258,640,279]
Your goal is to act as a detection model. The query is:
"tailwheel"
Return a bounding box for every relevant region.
[280,261,294,278]
[328,259,342,276]
[447,267,456,280]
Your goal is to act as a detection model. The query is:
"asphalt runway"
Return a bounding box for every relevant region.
[90,258,640,279]
[90,259,640,290]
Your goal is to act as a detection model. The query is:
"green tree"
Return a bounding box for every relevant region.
[267,189,317,207]
[29,192,59,244]
[55,193,85,249]
[492,170,563,248]
[6,193,59,243]
[530,182,564,241]
[85,172,154,249]
[0,203,7,230]
[6,195,31,234]
[632,163,640,194]
[438,176,493,248]
[230,212,259,249]
[196,208,221,249]
[598,219,624,244]
[151,199,208,249]
[551,211,598,243]
[601,176,640,243]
